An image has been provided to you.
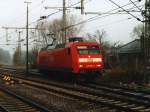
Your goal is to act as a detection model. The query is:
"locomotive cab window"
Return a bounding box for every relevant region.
[77,46,100,54]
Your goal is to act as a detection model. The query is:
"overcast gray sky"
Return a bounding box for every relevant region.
[0,0,145,52]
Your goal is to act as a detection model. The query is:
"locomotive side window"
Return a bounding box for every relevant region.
[77,46,100,54]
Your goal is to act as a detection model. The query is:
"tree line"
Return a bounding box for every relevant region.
[0,48,11,65]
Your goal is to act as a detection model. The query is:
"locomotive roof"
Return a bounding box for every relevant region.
[41,40,99,51]
[68,37,84,42]
[66,41,99,47]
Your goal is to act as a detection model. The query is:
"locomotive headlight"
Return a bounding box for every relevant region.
[93,58,102,62]
[79,58,88,62]
[79,65,83,67]
[79,58,102,62]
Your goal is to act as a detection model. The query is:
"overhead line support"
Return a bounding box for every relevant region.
[62,0,67,43]
[24,1,31,74]
[81,0,84,15]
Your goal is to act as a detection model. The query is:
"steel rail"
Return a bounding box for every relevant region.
[0,86,50,112]
[13,76,150,112]
[1,67,150,111]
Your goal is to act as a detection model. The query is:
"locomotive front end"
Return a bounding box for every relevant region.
[72,42,103,78]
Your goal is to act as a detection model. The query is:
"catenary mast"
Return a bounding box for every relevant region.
[143,0,150,70]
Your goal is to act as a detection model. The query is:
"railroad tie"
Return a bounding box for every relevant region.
[139,108,150,112]
[131,106,146,111]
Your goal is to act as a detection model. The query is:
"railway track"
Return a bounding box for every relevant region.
[0,86,49,112]
[12,76,150,112]
[1,67,150,111]
[81,82,150,103]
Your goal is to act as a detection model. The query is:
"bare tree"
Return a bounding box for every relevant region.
[86,29,108,50]
[0,48,11,65]
[36,15,84,45]
[86,29,106,44]
[131,24,144,39]
[13,49,20,65]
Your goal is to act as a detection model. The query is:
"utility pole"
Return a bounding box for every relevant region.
[62,0,67,43]
[142,0,150,72]
[145,0,150,39]
[5,28,9,43]
[24,1,31,74]
[45,0,85,43]
[81,0,84,15]
[18,31,22,64]
[62,0,84,42]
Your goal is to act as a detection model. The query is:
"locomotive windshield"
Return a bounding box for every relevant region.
[77,46,100,54]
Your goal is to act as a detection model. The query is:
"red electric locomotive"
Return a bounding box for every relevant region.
[37,37,103,80]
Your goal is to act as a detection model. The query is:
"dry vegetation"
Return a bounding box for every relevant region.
[100,66,150,85]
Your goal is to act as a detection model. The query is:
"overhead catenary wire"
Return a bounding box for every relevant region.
[129,0,143,11]
[29,0,46,12]
[84,12,143,32]
[85,4,144,15]
[24,0,92,43]
[28,0,84,26]
[118,4,144,13]
[46,0,93,18]
[84,17,133,31]
[25,1,84,44]
[0,1,139,35]
[107,0,142,22]
[0,0,102,38]
[0,0,55,44]
[59,0,141,31]
[6,0,46,27]
[34,0,91,21]
[0,0,143,46]
[28,0,142,43]
[0,0,86,46]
